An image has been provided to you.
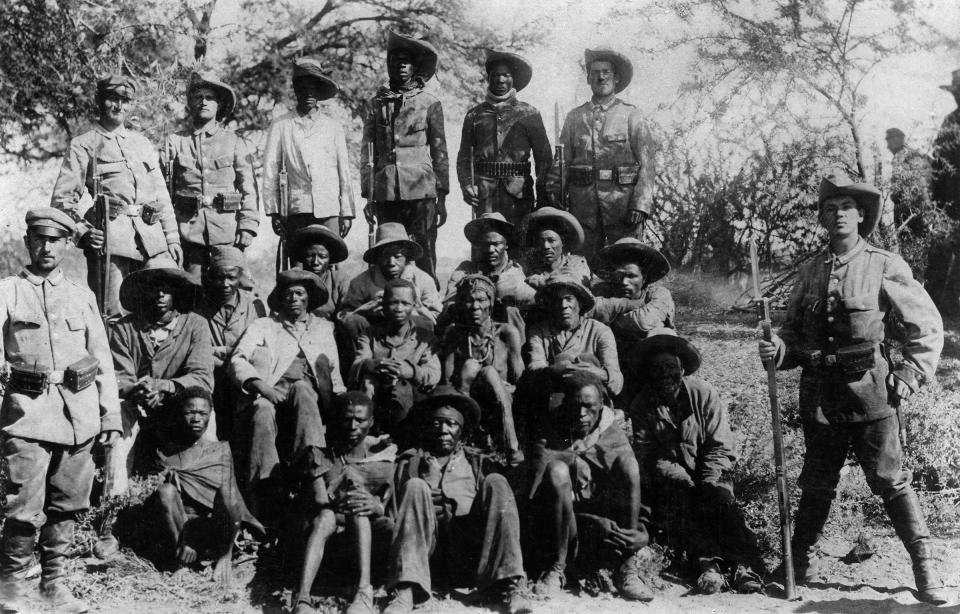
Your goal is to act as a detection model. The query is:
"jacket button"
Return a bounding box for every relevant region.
[827,316,834,323]
[827,336,835,342]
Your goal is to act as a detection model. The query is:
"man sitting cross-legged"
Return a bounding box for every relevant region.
[630,330,765,595]
[382,387,530,614]
[146,387,264,586]
[349,279,440,443]
[293,391,396,614]
[439,274,524,466]
[529,372,653,602]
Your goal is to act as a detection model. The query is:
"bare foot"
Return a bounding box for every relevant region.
[176,544,197,566]
[213,555,234,586]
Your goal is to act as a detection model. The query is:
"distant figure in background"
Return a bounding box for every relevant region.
[362,31,448,286]
[885,128,934,283]
[457,50,551,239]
[930,70,960,315]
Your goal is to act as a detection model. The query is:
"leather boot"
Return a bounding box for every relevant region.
[781,490,833,585]
[885,490,952,605]
[0,521,37,613]
[38,516,88,614]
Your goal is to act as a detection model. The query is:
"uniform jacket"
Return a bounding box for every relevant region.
[630,376,736,484]
[545,98,655,217]
[0,268,121,445]
[525,317,623,395]
[361,85,449,202]
[195,290,267,368]
[456,96,551,205]
[163,124,259,246]
[776,239,943,423]
[349,320,441,390]
[51,124,179,261]
[229,313,346,392]
[442,259,536,307]
[932,109,960,215]
[261,109,356,220]
[110,312,214,399]
[341,264,442,323]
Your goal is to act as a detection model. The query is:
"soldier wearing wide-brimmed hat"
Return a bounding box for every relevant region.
[0,208,121,613]
[361,30,449,285]
[591,237,675,370]
[520,206,593,290]
[758,169,948,604]
[51,74,182,316]
[442,212,536,308]
[929,69,960,314]
[456,49,551,233]
[629,330,765,596]
[229,268,346,519]
[107,260,213,497]
[262,57,356,247]
[545,48,657,258]
[163,72,259,277]
[290,223,350,320]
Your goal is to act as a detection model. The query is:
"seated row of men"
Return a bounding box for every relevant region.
[86,203,765,613]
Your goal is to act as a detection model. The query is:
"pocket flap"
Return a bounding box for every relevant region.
[66,315,84,331]
[212,155,233,170]
[605,133,627,142]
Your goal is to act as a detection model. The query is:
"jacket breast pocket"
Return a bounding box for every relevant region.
[212,155,233,170]
[407,118,427,134]
[842,293,880,338]
[605,133,628,144]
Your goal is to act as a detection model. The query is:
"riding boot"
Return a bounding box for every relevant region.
[885,490,951,605]
[784,490,833,584]
[0,521,37,613]
[38,516,88,613]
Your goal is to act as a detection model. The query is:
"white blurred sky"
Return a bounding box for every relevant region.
[3,0,960,275]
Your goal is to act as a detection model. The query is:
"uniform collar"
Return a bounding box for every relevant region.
[94,122,128,139]
[20,267,64,286]
[590,96,620,112]
[192,121,221,138]
[824,237,867,266]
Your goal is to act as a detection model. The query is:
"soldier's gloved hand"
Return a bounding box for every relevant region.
[79,228,105,251]
[463,186,480,208]
[270,214,284,236]
[625,209,648,226]
[234,229,254,250]
[758,334,783,362]
[887,372,915,402]
[339,217,352,238]
[168,243,183,266]
[435,195,448,227]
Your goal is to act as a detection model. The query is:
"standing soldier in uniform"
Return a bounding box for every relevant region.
[457,50,551,241]
[262,58,355,245]
[758,170,950,605]
[546,49,656,259]
[0,209,121,613]
[51,75,182,316]
[362,31,449,285]
[164,73,259,277]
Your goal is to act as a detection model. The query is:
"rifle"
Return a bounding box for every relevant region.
[554,101,566,210]
[275,153,289,275]
[469,146,478,220]
[91,154,111,317]
[750,238,796,600]
[366,141,376,249]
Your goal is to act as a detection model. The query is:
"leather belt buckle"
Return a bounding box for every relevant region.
[597,169,613,181]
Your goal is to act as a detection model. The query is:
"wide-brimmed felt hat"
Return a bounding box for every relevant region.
[523,206,584,251]
[940,69,960,93]
[464,212,515,245]
[363,222,423,264]
[599,238,670,285]
[817,169,882,237]
[633,328,701,375]
[291,57,340,100]
[409,385,481,428]
[291,224,349,264]
[187,72,237,120]
[485,49,533,92]
[267,269,327,312]
[535,274,596,312]
[119,259,199,312]
[387,30,439,82]
[584,48,633,93]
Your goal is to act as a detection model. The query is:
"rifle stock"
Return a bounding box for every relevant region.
[750,239,796,600]
[91,153,110,317]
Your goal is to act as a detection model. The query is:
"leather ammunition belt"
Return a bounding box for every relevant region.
[802,341,877,376]
[104,198,161,224]
[474,161,530,178]
[568,165,640,186]
[174,193,242,214]
[8,356,99,395]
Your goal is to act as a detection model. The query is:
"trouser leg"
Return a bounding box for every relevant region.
[247,398,279,489]
[87,254,139,317]
[474,474,525,590]
[387,479,437,598]
[794,421,849,571]
[106,400,140,497]
[279,379,326,463]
